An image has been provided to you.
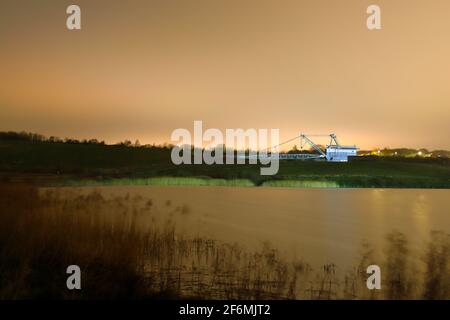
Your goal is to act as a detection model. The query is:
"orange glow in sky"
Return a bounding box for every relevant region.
[0,0,449,149]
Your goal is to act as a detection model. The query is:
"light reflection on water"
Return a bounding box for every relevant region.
[49,186,450,270]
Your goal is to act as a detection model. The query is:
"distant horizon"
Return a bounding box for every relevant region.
[1,129,449,153]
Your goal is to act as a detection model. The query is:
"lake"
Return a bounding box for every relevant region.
[49,186,450,271]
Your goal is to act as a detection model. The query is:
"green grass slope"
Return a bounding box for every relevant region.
[1,140,449,188]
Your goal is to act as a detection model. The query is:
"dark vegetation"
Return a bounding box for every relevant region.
[0,184,448,299]
[0,131,449,188]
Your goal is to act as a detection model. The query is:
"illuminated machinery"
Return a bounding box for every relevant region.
[277,133,358,162]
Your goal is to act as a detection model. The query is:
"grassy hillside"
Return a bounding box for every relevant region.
[1,140,449,188]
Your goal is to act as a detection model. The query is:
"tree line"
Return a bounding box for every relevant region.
[1,131,448,158]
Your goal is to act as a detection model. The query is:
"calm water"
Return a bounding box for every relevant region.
[53,186,450,270]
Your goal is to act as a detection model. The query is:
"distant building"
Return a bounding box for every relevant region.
[326,146,358,162]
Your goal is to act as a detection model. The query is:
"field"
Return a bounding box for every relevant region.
[0,140,449,188]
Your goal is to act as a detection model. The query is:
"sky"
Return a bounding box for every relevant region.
[0,0,449,150]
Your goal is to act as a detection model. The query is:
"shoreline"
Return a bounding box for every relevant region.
[6,175,447,189]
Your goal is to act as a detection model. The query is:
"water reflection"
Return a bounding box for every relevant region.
[422,231,449,299]
[64,186,449,270]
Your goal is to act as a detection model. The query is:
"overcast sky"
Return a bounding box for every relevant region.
[1,0,449,149]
